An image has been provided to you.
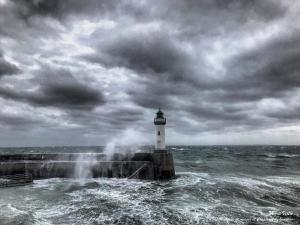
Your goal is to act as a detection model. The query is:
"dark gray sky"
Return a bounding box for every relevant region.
[0,0,300,147]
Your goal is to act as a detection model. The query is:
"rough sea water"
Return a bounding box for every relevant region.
[0,146,299,225]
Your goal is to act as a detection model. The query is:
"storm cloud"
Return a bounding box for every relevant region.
[0,50,20,77]
[0,67,105,110]
[0,0,300,146]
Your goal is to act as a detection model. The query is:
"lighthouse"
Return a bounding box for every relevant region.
[154,108,166,150]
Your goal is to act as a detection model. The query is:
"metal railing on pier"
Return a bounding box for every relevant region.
[127,163,147,179]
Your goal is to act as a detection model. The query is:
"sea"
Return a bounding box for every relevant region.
[0,146,299,225]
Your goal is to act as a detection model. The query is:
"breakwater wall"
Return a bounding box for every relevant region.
[0,151,175,180]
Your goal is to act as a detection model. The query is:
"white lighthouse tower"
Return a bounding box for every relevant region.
[154,108,166,150]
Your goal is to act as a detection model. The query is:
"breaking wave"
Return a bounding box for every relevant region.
[262,153,300,158]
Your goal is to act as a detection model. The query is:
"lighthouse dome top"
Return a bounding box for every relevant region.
[154,108,166,125]
[156,108,164,118]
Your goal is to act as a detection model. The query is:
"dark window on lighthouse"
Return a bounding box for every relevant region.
[158,131,160,136]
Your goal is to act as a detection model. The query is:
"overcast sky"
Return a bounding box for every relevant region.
[0,0,300,147]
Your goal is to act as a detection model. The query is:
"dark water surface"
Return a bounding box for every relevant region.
[0,146,299,225]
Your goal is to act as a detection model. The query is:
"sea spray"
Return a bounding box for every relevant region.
[104,128,150,159]
[74,153,97,179]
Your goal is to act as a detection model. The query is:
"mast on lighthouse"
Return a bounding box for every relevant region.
[154,108,166,150]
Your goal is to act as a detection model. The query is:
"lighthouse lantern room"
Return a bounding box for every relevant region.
[154,108,166,150]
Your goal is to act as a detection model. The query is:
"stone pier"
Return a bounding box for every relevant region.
[0,151,175,180]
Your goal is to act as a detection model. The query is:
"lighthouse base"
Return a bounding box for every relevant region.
[153,149,168,153]
[132,151,175,179]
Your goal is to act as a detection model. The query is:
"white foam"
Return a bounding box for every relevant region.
[278,153,300,158]
[264,175,300,185]
[214,176,274,189]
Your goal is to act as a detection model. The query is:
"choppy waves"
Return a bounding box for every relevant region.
[170,172,300,225]
[0,146,299,225]
[0,173,299,225]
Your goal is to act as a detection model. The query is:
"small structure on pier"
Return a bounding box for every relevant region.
[0,174,33,188]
